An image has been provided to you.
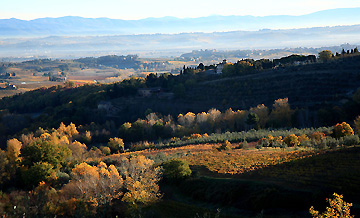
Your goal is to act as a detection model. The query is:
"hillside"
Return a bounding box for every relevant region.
[0,51,359,143]
[0,51,360,217]
[187,57,360,110]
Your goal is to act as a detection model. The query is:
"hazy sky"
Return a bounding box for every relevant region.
[1,0,360,20]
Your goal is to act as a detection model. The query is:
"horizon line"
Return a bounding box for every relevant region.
[1,7,359,21]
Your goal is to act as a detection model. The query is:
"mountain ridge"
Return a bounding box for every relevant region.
[1,7,360,37]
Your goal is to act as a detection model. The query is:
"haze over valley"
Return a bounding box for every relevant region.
[1,8,360,59]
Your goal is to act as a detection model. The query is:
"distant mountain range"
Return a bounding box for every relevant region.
[1,8,360,37]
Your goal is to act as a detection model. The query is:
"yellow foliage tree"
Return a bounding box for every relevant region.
[6,138,22,162]
[56,122,79,140]
[283,134,299,147]
[309,193,354,218]
[108,137,125,153]
[66,162,123,205]
[117,155,161,205]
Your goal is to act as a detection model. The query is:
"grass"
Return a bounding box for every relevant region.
[157,146,360,217]
[184,147,317,175]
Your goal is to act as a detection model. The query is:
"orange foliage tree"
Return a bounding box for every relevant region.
[334,122,354,138]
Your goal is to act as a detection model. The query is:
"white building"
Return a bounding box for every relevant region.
[216,59,227,74]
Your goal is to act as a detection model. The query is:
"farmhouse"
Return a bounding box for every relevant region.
[215,59,228,74]
[138,87,162,97]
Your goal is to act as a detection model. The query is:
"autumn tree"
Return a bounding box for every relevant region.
[309,193,354,218]
[56,122,79,140]
[6,138,22,162]
[117,155,162,206]
[269,98,294,127]
[249,104,269,129]
[67,141,88,162]
[64,162,123,205]
[196,111,209,131]
[333,122,354,138]
[283,134,299,147]
[108,137,125,153]
[178,112,196,128]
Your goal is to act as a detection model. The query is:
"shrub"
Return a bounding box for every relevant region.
[272,139,284,148]
[234,141,247,149]
[190,134,202,139]
[217,140,231,151]
[56,171,70,185]
[255,144,263,149]
[283,134,299,147]
[309,132,326,142]
[163,159,192,181]
[322,137,339,149]
[100,146,111,155]
[129,141,155,151]
[258,137,271,147]
[341,135,360,147]
[298,134,310,147]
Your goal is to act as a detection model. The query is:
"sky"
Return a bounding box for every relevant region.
[1,0,360,20]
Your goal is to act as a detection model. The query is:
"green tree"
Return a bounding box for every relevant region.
[318,50,333,62]
[246,113,259,129]
[22,162,54,187]
[353,88,360,104]
[163,159,192,181]
[173,83,185,98]
[197,63,205,71]
[20,140,71,170]
[0,150,10,186]
[354,116,360,134]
